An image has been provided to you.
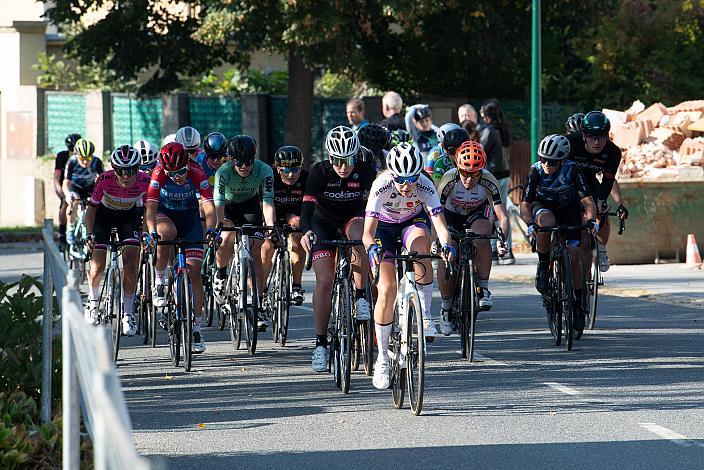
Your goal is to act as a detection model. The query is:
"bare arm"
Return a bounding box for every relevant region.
[145,201,158,234]
[362,216,379,252]
[493,203,511,240]
[202,201,217,231]
[53,170,64,198]
[581,196,596,221]
[520,201,534,224]
[84,205,97,234]
[262,202,276,228]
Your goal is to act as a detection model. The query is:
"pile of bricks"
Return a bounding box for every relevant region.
[605,100,704,179]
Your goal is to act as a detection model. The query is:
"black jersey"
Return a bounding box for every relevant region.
[567,134,622,201]
[64,156,104,193]
[300,160,376,233]
[55,150,71,184]
[272,167,308,217]
[523,160,591,210]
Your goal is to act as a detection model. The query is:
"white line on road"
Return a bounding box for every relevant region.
[543,382,582,396]
[474,353,507,365]
[638,423,700,447]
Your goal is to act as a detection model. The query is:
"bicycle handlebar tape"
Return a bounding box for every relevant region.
[304,248,313,271]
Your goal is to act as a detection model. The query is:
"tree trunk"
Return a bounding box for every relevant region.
[284,45,315,169]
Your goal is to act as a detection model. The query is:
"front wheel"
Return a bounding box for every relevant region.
[242,259,259,355]
[179,272,193,371]
[586,249,599,330]
[406,294,425,416]
[391,304,405,409]
[559,254,575,351]
[337,281,354,394]
[110,269,122,364]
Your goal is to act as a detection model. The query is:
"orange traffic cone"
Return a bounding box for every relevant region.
[685,234,702,267]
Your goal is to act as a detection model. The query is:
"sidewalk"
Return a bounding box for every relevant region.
[492,253,704,310]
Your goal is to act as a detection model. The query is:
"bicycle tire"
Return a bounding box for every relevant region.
[269,252,281,343]
[330,284,342,388]
[339,280,354,394]
[406,293,425,416]
[560,253,574,351]
[138,259,149,344]
[204,249,216,327]
[458,262,470,360]
[110,268,122,364]
[549,256,562,346]
[278,250,292,347]
[587,249,599,330]
[468,260,479,362]
[180,272,193,371]
[242,259,259,355]
[391,303,405,409]
[170,305,181,367]
[361,284,375,376]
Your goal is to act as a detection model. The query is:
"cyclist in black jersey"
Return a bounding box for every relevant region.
[55,133,81,245]
[262,146,309,305]
[301,126,376,373]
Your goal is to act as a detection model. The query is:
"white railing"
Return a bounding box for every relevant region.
[41,219,151,470]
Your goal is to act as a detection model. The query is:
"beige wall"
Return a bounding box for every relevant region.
[0,1,45,26]
[0,157,54,226]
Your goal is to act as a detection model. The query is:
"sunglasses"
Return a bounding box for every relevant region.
[458,169,482,178]
[393,174,420,185]
[167,167,188,179]
[540,158,560,167]
[234,158,254,167]
[78,156,93,162]
[280,167,301,174]
[115,167,138,178]
[331,156,355,167]
[206,154,224,160]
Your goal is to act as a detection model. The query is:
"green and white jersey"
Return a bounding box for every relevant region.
[214,160,274,206]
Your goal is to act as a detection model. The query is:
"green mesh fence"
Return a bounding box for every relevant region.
[112,95,162,147]
[189,96,242,138]
[46,92,86,155]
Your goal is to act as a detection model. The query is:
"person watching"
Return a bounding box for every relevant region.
[346,98,369,132]
[379,91,405,131]
[405,104,440,161]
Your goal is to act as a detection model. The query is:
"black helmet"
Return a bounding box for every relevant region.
[565,113,585,134]
[203,132,227,158]
[581,111,611,136]
[65,133,82,150]
[274,145,303,167]
[442,128,471,156]
[389,129,412,148]
[413,106,432,120]
[357,124,391,153]
[227,135,257,161]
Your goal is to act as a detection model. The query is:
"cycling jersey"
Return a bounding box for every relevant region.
[424,145,444,174]
[64,156,104,195]
[300,160,376,234]
[273,167,309,218]
[365,171,442,224]
[214,160,274,206]
[438,168,503,215]
[55,150,71,185]
[414,130,439,159]
[194,153,218,189]
[146,162,213,212]
[90,170,150,211]
[566,134,621,201]
[523,160,591,210]
[425,144,454,184]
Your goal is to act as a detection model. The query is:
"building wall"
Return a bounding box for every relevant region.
[0,0,45,26]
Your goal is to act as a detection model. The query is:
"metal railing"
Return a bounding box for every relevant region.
[41,219,151,470]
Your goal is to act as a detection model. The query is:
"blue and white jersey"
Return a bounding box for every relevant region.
[523,160,591,210]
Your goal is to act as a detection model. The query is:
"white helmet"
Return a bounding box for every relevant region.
[162,133,177,146]
[110,145,141,169]
[538,134,571,160]
[436,122,461,143]
[133,140,158,166]
[386,142,423,178]
[325,125,360,159]
[175,126,201,150]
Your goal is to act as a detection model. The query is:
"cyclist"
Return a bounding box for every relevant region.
[436,141,510,334]
[521,134,598,334]
[357,123,391,172]
[566,111,628,272]
[195,132,228,189]
[388,129,412,149]
[212,135,277,329]
[364,143,455,389]
[162,133,177,146]
[301,126,376,373]
[405,104,440,160]
[425,123,460,178]
[427,127,471,186]
[55,133,81,246]
[84,146,150,333]
[175,126,204,160]
[262,145,309,305]
[145,142,218,353]
[565,113,585,135]
[134,140,159,174]
[63,138,104,247]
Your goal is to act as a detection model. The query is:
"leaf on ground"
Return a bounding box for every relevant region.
[197,423,206,429]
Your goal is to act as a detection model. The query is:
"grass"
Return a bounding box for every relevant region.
[0,226,43,233]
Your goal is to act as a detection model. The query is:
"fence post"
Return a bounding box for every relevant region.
[62,287,81,470]
[40,218,54,424]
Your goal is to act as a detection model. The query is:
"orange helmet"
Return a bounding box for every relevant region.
[455,140,486,172]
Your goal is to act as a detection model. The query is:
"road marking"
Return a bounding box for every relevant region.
[639,423,699,447]
[543,382,582,396]
[292,305,314,312]
[473,353,507,365]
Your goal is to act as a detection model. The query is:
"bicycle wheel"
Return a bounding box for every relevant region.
[360,284,375,376]
[269,252,281,343]
[277,250,292,347]
[110,269,122,364]
[138,259,149,345]
[457,262,471,360]
[559,253,574,351]
[330,285,342,388]
[391,304,405,409]
[202,250,215,328]
[586,249,599,330]
[467,260,479,362]
[179,272,193,371]
[406,293,425,416]
[169,308,181,368]
[547,256,562,346]
[242,259,259,355]
[338,280,354,394]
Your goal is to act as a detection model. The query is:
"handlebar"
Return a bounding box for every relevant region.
[219,224,276,234]
[605,212,626,235]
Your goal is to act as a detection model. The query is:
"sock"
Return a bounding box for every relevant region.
[59,224,66,236]
[375,322,392,362]
[122,294,135,316]
[477,278,489,290]
[217,266,227,279]
[316,335,328,348]
[193,316,202,333]
[89,286,100,303]
[293,282,301,290]
[356,288,366,300]
[441,297,453,310]
[417,281,433,322]
[155,269,166,284]
[538,251,549,263]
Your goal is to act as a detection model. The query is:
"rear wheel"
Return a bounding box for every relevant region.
[406,294,425,416]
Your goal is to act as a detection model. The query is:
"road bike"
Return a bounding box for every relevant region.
[351,281,374,377]
[201,241,219,328]
[67,199,90,286]
[135,236,157,348]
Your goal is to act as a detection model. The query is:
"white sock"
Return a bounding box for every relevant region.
[89,286,100,303]
[375,322,392,363]
[417,282,433,322]
[122,294,135,316]
[441,297,453,310]
[155,269,166,284]
[193,316,202,333]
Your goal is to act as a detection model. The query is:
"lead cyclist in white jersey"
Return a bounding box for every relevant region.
[363,142,454,390]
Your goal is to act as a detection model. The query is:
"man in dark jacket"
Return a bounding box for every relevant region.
[379,91,405,131]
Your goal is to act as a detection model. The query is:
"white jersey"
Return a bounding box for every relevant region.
[438,168,503,215]
[365,171,442,224]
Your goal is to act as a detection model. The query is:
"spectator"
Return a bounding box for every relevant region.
[460,119,481,143]
[346,98,369,131]
[379,91,405,131]
[478,98,515,264]
[405,104,440,161]
[458,104,479,125]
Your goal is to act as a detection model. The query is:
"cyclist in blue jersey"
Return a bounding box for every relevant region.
[195,132,227,189]
[63,138,104,246]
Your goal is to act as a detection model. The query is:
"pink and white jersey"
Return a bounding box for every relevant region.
[365,171,442,224]
[90,170,151,211]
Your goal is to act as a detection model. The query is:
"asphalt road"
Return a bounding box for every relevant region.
[3,247,703,469]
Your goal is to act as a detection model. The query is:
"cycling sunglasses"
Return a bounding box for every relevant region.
[393,174,420,185]
[280,167,301,175]
[167,167,188,179]
[206,153,224,160]
[540,158,560,167]
[77,155,93,162]
[330,155,355,167]
[458,168,482,178]
[234,158,254,167]
[114,167,138,178]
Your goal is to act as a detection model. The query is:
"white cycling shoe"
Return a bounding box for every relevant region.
[439,308,453,336]
[478,289,493,311]
[122,314,136,336]
[153,283,167,308]
[355,297,371,321]
[423,318,437,342]
[597,243,610,272]
[311,346,329,373]
[213,276,228,303]
[84,306,99,325]
[372,359,391,390]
